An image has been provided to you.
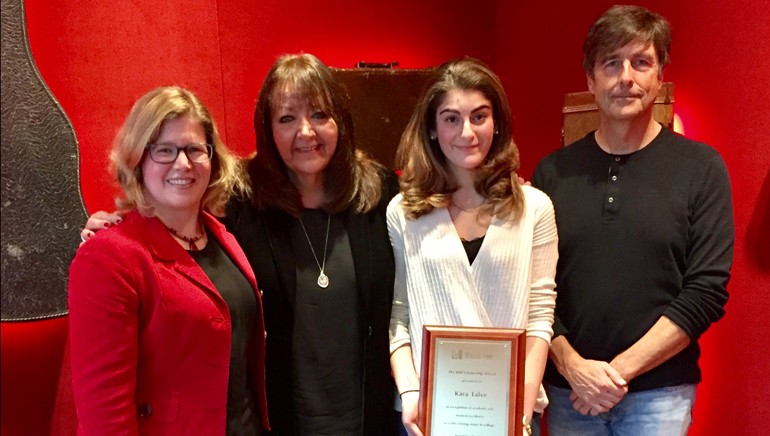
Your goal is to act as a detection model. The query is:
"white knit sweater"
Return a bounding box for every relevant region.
[387,186,559,411]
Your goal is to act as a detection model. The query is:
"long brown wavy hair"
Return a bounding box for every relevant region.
[396,57,524,221]
[244,53,384,216]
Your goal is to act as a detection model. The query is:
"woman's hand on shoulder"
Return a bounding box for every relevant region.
[80,210,123,247]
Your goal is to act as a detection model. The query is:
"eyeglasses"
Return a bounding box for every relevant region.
[145,143,214,164]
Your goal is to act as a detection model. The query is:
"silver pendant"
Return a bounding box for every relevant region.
[317,272,329,288]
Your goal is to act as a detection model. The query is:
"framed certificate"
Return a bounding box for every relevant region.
[418,325,526,435]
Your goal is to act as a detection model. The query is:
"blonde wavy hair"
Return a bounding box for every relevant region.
[396,57,524,221]
[111,86,246,216]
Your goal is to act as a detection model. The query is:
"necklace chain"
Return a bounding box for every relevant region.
[165,222,204,251]
[450,198,486,213]
[298,213,331,288]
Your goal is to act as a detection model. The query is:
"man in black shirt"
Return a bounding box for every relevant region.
[532,5,733,435]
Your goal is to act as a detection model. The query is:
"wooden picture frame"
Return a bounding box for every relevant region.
[418,325,526,435]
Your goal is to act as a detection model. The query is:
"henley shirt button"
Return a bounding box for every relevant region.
[611,175,618,181]
[614,156,621,162]
[608,197,614,203]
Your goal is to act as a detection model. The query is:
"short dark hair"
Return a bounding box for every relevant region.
[583,5,671,76]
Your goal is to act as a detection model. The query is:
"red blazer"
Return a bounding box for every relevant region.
[68,211,269,435]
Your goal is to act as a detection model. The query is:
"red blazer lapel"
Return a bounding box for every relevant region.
[202,213,268,429]
[142,215,223,302]
[141,212,261,308]
[201,212,259,294]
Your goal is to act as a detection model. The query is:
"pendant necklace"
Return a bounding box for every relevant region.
[298,213,331,289]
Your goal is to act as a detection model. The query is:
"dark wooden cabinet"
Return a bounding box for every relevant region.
[332,67,434,169]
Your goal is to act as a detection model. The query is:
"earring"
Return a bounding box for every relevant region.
[494,130,499,135]
[430,132,437,141]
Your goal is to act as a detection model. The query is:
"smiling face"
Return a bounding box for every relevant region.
[141,116,211,220]
[270,86,339,182]
[434,88,495,177]
[588,39,663,123]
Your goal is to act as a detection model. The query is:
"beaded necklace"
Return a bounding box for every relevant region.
[165,223,204,251]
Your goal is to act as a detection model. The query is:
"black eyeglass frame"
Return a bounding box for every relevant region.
[144,143,214,164]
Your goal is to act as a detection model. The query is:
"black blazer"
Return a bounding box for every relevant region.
[224,173,399,435]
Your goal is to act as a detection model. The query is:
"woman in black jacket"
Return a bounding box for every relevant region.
[225,53,398,435]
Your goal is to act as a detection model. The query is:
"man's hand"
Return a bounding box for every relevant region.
[79,210,123,246]
[563,357,628,415]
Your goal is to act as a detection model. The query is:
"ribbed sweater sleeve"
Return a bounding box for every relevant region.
[526,191,558,343]
[387,194,411,354]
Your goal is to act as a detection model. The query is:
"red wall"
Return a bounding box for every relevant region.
[496,1,770,434]
[6,0,768,434]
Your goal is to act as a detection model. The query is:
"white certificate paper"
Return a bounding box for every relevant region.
[430,338,511,435]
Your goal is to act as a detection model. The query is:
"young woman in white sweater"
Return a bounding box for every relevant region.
[387,57,558,436]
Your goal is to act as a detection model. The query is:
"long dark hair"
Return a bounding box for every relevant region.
[245,53,383,216]
[396,57,524,221]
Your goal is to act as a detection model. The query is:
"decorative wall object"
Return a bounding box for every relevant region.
[1,0,86,320]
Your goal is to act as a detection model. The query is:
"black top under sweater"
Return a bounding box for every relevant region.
[190,234,260,435]
[532,127,734,392]
[461,235,485,265]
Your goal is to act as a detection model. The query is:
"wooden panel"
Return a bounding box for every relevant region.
[562,82,674,146]
[333,67,434,169]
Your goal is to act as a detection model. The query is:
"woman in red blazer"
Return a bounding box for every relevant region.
[68,86,269,435]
